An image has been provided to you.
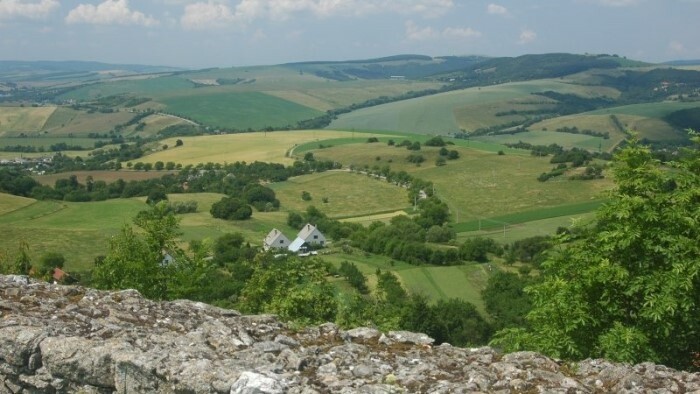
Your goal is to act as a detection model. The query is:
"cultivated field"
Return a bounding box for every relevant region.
[0,106,56,134]
[160,91,323,130]
[41,108,136,135]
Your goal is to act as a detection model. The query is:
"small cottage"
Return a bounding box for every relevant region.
[288,223,326,253]
[263,228,291,251]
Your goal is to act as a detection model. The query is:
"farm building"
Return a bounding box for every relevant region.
[263,229,291,251]
[288,224,327,253]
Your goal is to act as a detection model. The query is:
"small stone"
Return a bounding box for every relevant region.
[352,363,374,378]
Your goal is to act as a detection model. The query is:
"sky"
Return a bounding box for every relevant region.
[1,0,699,69]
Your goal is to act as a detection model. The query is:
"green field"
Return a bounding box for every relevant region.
[457,211,597,244]
[271,171,409,218]
[323,252,491,313]
[160,91,323,129]
[328,79,620,134]
[0,197,146,270]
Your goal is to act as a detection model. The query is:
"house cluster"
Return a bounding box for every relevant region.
[263,224,326,255]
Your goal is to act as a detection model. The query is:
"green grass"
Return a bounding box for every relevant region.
[457,211,597,244]
[270,171,410,218]
[160,91,323,129]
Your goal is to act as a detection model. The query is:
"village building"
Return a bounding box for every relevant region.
[263,228,291,251]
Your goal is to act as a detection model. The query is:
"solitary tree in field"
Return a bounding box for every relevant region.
[491,134,700,371]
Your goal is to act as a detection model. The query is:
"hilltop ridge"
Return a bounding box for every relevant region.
[1,275,697,393]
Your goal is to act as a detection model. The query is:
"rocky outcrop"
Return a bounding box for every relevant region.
[0,275,698,393]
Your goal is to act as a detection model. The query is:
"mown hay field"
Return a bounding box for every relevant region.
[270,171,409,218]
[134,130,357,166]
[328,79,620,134]
[0,106,56,134]
[41,107,136,135]
[311,142,613,224]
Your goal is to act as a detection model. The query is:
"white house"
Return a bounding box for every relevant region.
[263,229,291,251]
[288,223,326,253]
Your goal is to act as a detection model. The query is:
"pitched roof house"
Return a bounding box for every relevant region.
[263,228,291,251]
[288,223,326,253]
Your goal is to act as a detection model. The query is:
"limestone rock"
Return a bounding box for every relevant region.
[0,275,698,393]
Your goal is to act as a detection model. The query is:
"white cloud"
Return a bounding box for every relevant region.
[443,26,481,39]
[405,19,438,40]
[66,0,159,26]
[487,3,508,15]
[668,40,686,54]
[406,20,481,41]
[181,1,236,29]
[0,0,58,20]
[518,29,536,44]
[182,0,454,29]
[594,0,640,6]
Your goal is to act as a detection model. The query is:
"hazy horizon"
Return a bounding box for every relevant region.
[1,0,699,69]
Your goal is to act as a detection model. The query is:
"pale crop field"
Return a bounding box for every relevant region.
[134,130,358,166]
[0,106,56,135]
[41,107,136,135]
